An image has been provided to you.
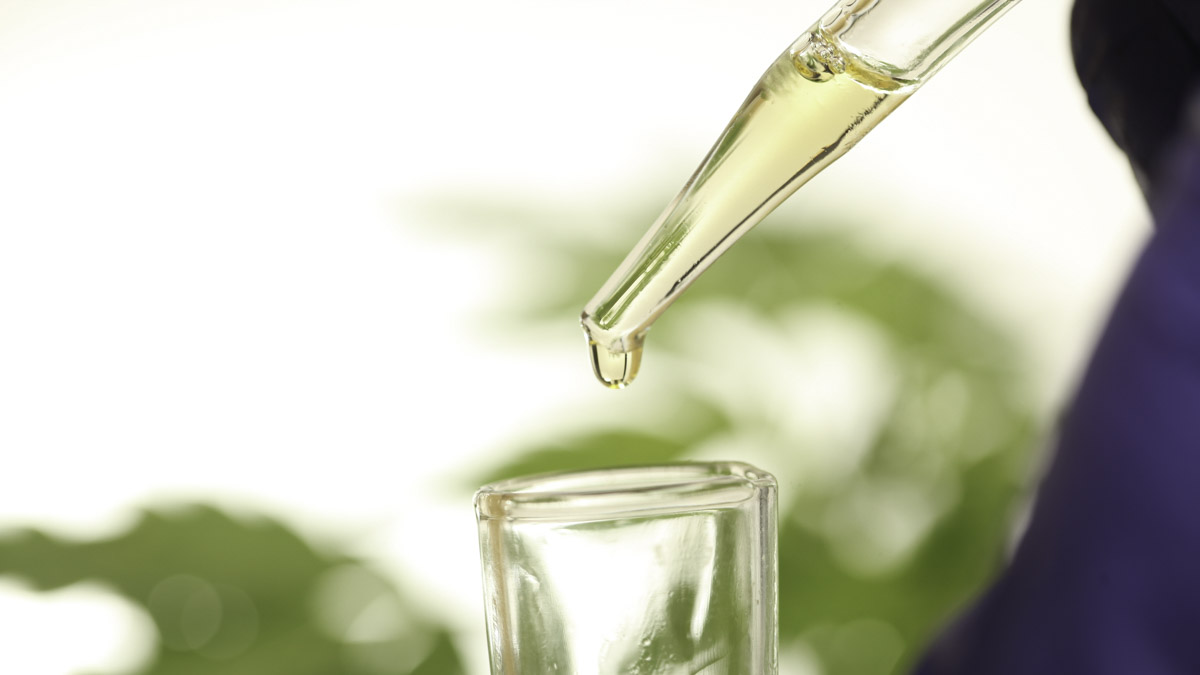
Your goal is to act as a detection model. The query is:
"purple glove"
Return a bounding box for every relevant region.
[915,1,1200,671]
[1072,0,1200,199]
[914,132,1200,675]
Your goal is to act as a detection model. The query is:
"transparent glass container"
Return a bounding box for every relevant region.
[475,462,779,675]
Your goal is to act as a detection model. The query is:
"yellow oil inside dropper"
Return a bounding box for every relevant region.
[582,31,914,388]
[581,0,1022,388]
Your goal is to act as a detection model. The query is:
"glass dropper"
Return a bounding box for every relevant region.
[581,0,1022,388]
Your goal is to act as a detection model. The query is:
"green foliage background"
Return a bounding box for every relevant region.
[462,198,1041,674]
[0,198,1042,674]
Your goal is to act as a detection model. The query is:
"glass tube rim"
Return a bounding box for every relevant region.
[474,461,776,522]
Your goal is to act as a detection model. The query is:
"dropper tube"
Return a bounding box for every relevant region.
[581,0,1021,388]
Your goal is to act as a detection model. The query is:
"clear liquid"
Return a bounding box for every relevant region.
[581,31,916,388]
[588,341,643,389]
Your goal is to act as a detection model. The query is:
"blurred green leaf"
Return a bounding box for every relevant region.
[0,506,465,675]
[410,631,468,675]
[779,428,1036,675]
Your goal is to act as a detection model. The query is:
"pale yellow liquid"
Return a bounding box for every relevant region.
[583,32,915,388]
[588,341,643,390]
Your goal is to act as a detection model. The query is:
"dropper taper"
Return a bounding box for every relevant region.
[581,0,1022,388]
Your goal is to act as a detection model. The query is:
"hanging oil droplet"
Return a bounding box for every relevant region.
[588,341,642,389]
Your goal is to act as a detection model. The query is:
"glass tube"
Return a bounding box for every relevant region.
[475,462,779,675]
[580,0,1022,388]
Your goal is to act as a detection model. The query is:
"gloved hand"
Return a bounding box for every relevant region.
[1072,0,1200,200]
[914,1,1200,672]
